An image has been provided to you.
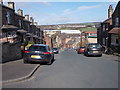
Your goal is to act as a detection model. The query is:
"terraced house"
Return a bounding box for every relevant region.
[97,1,120,54]
[0,1,44,63]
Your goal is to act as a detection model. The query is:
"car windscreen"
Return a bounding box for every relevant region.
[89,44,101,48]
[53,48,58,50]
[28,46,47,52]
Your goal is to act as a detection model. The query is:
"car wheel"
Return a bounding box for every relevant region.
[47,59,52,65]
[99,54,102,57]
[86,53,89,57]
[24,60,28,64]
[52,56,55,61]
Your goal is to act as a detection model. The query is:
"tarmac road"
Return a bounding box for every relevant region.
[3,49,119,88]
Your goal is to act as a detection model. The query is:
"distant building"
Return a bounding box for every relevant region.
[85,31,97,44]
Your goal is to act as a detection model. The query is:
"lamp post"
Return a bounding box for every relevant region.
[80,30,82,47]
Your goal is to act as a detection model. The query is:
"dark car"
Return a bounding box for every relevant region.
[52,48,59,54]
[84,43,102,57]
[77,47,85,54]
[23,44,54,65]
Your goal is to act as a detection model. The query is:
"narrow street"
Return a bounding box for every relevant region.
[3,49,118,88]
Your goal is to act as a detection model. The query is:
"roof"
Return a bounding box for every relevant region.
[85,31,97,34]
[15,13,24,18]
[2,4,15,11]
[108,27,120,34]
[1,25,18,30]
[17,29,27,33]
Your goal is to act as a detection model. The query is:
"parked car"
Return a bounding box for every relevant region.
[23,44,54,65]
[52,48,59,54]
[77,47,85,54]
[84,43,102,57]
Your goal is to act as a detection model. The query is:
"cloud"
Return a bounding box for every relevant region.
[62,9,72,15]
[77,5,102,11]
[40,2,51,6]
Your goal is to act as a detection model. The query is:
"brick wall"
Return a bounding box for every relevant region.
[2,42,22,63]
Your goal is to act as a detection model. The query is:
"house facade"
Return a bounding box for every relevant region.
[0,1,44,62]
[97,2,120,54]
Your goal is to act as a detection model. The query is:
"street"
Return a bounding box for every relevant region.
[3,49,118,88]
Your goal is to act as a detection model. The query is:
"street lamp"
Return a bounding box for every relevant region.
[79,30,82,47]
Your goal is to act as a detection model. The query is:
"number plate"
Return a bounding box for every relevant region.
[31,55,41,58]
[93,51,98,53]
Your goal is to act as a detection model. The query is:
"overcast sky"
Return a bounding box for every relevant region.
[4,1,118,25]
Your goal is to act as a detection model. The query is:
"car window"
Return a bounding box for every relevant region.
[29,45,47,52]
[89,44,100,48]
[48,46,51,51]
[53,48,58,50]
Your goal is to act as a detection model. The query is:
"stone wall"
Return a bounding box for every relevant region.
[2,42,22,63]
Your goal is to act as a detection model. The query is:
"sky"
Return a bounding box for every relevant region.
[4,1,118,25]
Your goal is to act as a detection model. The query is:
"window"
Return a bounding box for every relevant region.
[115,17,119,26]
[103,25,105,31]
[6,11,10,24]
[29,46,47,52]
[7,32,11,37]
[19,20,22,28]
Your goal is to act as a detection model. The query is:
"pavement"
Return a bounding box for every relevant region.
[2,59,40,84]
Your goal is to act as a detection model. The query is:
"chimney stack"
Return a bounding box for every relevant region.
[0,0,3,5]
[18,9,23,16]
[30,17,34,25]
[108,5,113,18]
[24,15,29,21]
[8,2,14,10]
[34,22,38,25]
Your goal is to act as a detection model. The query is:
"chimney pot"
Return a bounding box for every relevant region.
[34,22,38,25]
[30,17,34,25]
[0,0,3,5]
[24,15,29,21]
[8,2,14,10]
[108,5,113,18]
[18,9,23,16]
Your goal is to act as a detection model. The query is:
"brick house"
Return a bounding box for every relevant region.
[97,5,113,48]
[108,1,120,53]
[85,31,97,44]
[1,2,18,43]
[97,18,113,47]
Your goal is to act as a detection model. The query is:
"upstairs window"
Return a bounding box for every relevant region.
[19,20,22,28]
[6,11,11,24]
[115,17,119,26]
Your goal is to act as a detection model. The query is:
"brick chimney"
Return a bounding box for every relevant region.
[34,22,38,25]
[108,5,113,18]
[24,15,29,21]
[30,17,34,25]
[8,2,14,10]
[18,9,23,16]
[0,0,3,5]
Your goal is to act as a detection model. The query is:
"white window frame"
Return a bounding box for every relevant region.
[6,11,11,24]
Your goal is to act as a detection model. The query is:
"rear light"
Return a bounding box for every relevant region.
[44,52,51,54]
[88,45,90,48]
[24,51,29,53]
